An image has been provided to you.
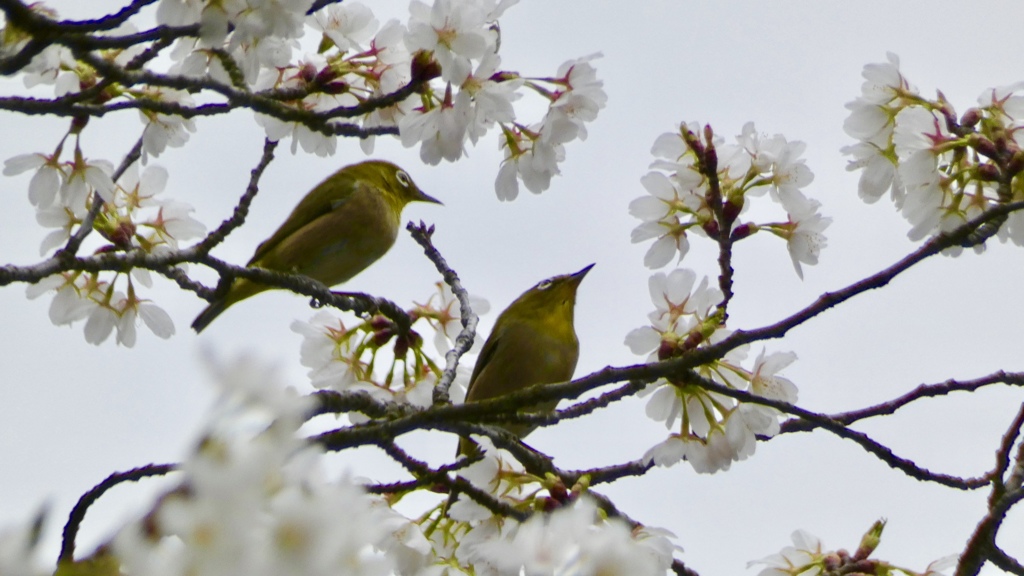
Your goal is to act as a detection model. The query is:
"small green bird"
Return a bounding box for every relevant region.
[192,160,440,333]
[459,264,593,456]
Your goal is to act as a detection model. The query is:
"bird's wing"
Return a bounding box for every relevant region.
[465,320,578,404]
[466,327,502,399]
[249,172,363,264]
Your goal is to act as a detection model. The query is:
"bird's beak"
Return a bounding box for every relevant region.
[418,190,443,205]
[570,263,595,283]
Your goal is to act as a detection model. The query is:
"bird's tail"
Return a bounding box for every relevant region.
[191,300,227,333]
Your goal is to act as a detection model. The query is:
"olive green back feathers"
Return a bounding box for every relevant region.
[191,160,440,333]
[459,264,593,456]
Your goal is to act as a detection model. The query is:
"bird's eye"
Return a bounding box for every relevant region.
[536,279,553,291]
[396,170,411,188]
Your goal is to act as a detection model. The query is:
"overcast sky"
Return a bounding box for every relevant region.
[3,1,1024,574]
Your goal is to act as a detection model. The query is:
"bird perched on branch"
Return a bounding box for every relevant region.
[192,160,440,333]
[459,264,593,456]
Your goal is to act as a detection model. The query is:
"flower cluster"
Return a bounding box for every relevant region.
[416,437,677,575]
[158,0,314,79]
[749,523,956,576]
[293,311,439,412]
[5,146,204,346]
[5,0,605,195]
[112,354,429,576]
[4,3,194,161]
[842,52,1024,250]
[630,121,830,278]
[625,269,798,474]
[468,496,676,576]
[625,120,819,473]
[414,281,491,356]
[446,436,536,523]
[157,0,608,194]
[93,357,679,576]
[491,52,607,200]
[292,281,488,411]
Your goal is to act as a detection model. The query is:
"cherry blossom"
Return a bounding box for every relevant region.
[308,2,379,53]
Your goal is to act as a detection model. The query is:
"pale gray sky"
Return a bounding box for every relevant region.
[2,1,1024,574]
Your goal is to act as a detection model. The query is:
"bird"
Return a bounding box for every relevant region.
[458,264,593,456]
[191,160,440,333]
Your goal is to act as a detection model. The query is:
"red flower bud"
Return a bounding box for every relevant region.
[298,62,318,84]
[373,328,395,348]
[721,199,743,225]
[393,329,422,357]
[548,482,569,503]
[539,497,560,513]
[976,163,1001,181]
[1006,151,1024,177]
[410,50,442,86]
[70,115,89,134]
[702,219,720,238]
[704,144,718,175]
[971,135,999,159]
[681,331,703,351]
[315,66,339,85]
[370,315,392,331]
[321,81,349,95]
[730,223,754,241]
[657,339,677,361]
[960,107,981,127]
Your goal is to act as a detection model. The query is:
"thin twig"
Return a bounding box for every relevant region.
[193,138,278,256]
[780,371,1024,433]
[378,441,528,521]
[60,463,177,562]
[680,370,988,489]
[406,221,478,405]
[991,403,1024,494]
[956,488,1024,576]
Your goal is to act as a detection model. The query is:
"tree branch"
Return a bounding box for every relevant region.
[779,371,1024,433]
[406,221,479,405]
[60,463,177,562]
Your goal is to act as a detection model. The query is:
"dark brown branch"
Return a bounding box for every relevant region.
[69,50,416,136]
[672,559,701,576]
[1009,436,1024,494]
[0,37,48,75]
[192,138,278,256]
[680,371,988,490]
[305,350,990,492]
[524,380,647,428]
[688,200,1024,371]
[154,263,213,299]
[362,449,473,495]
[64,0,159,32]
[308,0,345,13]
[570,459,654,486]
[992,403,1024,494]
[307,389,395,420]
[956,488,1024,576]
[987,545,1024,576]
[1,0,166,35]
[378,441,529,521]
[780,371,1024,433]
[60,463,177,562]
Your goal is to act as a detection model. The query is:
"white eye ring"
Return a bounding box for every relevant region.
[396,170,411,188]
[536,279,553,290]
